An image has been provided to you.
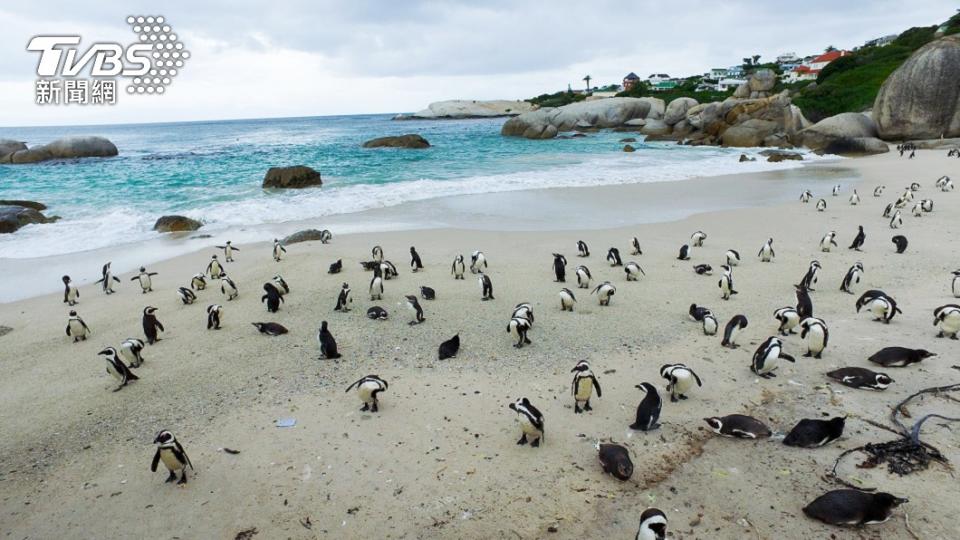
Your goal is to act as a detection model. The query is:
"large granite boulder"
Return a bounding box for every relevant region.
[0,205,59,234]
[396,100,535,120]
[640,119,671,136]
[4,136,118,163]
[362,134,431,149]
[0,200,46,210]
[262,166,323,189]
[721,119,778,147]
[282,229,329,244]
[664,97,698,125]
[874,35,960,140]
[153,215,202,232]
[800,112,888,154]
[0,139,27,160]
[502,97,657,139]
[749,69,777,92]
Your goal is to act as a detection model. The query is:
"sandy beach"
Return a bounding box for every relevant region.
[1,150,959,539]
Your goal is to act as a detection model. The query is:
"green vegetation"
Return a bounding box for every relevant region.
[527,90,586,108]
[614,78,733,104]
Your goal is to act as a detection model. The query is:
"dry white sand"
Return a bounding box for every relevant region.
[1,150,959,539]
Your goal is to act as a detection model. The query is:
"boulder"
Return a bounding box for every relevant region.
[5,136,118,164]
[820,137,890,155]
[0,139,27,160]
[282,229,328,244]
[623,118,647,127]
[663,97,698,125]
[721,119,778,147]
[362,134,430,149]
[0,200,46,210]
[762,150,804,162]
[153,215,202,233]
[800,112,884,153]
[395,99,535,120]
[874,35,960,140]
[641,97,666,120]
[502,98,656,139]
[739,154,756,162]
[640,119,671,136]
[0,205,60,234]
[732,83,751,99]
[262,165,323,189]
[623,145,636,152]
[749,69,777,92]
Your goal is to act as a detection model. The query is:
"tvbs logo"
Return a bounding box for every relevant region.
[27,15,189,105]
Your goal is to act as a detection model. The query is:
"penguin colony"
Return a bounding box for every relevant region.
[48,166,960,536]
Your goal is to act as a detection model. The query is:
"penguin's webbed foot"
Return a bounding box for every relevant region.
[815,353,823,359]
[531,438,540,448]
[670,395,678,403]
[166,470,177,483]
[517,434,528,445]
[178,471,187,485]
[679,394,688,400]
[574,406,582,414]
[524,338,531,344]
[371,403,379,413]
[936,332,944,338]
[584,401,592,411]
[360,403,369,412]
[804,352,812,357]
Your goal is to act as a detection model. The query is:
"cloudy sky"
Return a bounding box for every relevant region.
[0,0,956,127]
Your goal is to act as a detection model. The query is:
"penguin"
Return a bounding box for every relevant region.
[826,367,893,391]
[855,290,901,323]
[404,295,425,325]
[328,259,343,274]
[575,265,592,289]
[832,184,840,197]
[317,321,341,359]
[635,508,668,540]
[95,262,121,294]
[795,284,814,319]
[261,282,284,312]
[379,260,399,280]
[345,375,388,412]
[725,249,740,267]
[873,185,885,197]
[889,209,902,229]
[512,303,534,325]
[334,283,352,311]
[952,270,960,298]
[559,287,576,312]
[677,244,690,261]
[131,267,158,293]
[933,304,960,339]
[659,363,702,402]
[507,316,532,348]
[921,198,934,212]
[142,306,164,344]
[591,281,616,306]
[751,336,796,378]
[774,306,801,336]
[220,273,239,301]
[552,253,567,282]
[470,250,487,274]
[816,198,826,212]
[190,273,207,291]
[882,202,894,218]
[272,239,286,262]
[272,275,289,295]
[911,201,923,217]
[319,229,332,243]
[206,255,223,279]
[372,245,384,262]
[691,230,706,247]
[366,306,389,320]
[206,304,222,330]
[758,238,775,262]
[607,247,623,266]
[718,265,737,300]
[819,232,838,253]
[868,346,935,367]
[849,189,860,205]
[420,286,436,300]
[438,333,459,360]
[800,317,829,358]
[693,263,713,275]
[910,181,921,192]
[409,246,423,272]
[941,177,955,192]
[508,398,544,447]
[702,313,718,335]
[97,347,139,391]
[151,430,193,484]
[478,273,494,300]
[703,414,771,438]
[891,235,908,254]
[570,360,602,413]
[369,269,384,301]
[629,382,661,431]
[721,314,748,348]
[65,310,90,342]
[119,337,146,368]
[630,237,642,256]
[215,241,239,262]
[784,417,845,448]
[251,322,288,336]
[577,240,590,257]
[597,442,632,481]
[624,261,645,281]
[451,254,466,279]
[840,262,864,294]
[848,226,865,251]
[177,287,197,305]
[802,490,907,527]
[688,303,711,322]
[799,260,821,291]
[800,190,812,203]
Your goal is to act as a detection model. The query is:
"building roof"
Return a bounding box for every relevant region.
[623,72,639,80]
[811,50,848,64]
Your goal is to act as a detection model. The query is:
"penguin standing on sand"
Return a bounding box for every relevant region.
[220,273,239,301]
[625,261,645,281]
[176,287,197,305]
[691,230,707,247]
[479,273,494,300]
[552,253,567,282]
[206,304,222,330]
[933,304,960,339]
[849,190,860,205]
[410,246,423,272]
[677,244,691,261]
[848,226,865,251]
[630,237,642,255]
[800,317,829,358]
[856,290,901,323]
[570,360,602,413]
[840,262,864,294]
[702,312,718,335]
[131,267,158,293]
[921,198,934,212]
[438,334,460,359]
[206,255,223,279]
[721,314,748,348]
[820,232,838,252]
[826,367,893,391]
[119,338,145,368]
[660,364,702,402]
[369,268,384,301]
[97,347,139,391]
[380,259,399,280]
[784,417,845,448]
[317,321,342,359]
[592,281,616,306]
[215,241,239,262]
[832,184,841,197]
[952,270,960,298]
[191,273,207,291]
[803,490,907,527]
[796,284,814,319]
[889,210,903,229]
[726,249,741,266]
[346,375,388,412]
[513,303,534,325]
[874,185,885,197]
[799,260,821,291]
[800,190,812,203]
[142,306,164,344]
[335,283,352,311]
[883,202,895,217]
[270,275,289,296]
[95,262,121,294]
[891,235,908,253]
[607,247,623,266]
[718,265,737,300]
[636,508,668,540]
[751,336,796,378]
[575,265,592,288]
[577,240,590,257]
[261,282,284,312]
[451,254,466,279]
[816,199,827,212]
[509,398,544,447]
[66,310,90,342]
[758,238,775,262]
[151,430,193,484]
[559,288,576,311]
[328,259,343,274]
[774,306,801,335]
[630,382,661,431]
[507,316,532,348]
[272,239,286,262]
[318,229,332,243]
[404,295,425,324]
[912,201,924,217]
[470,251,487,274]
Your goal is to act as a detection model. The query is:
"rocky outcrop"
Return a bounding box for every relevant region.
[663,97,698,125]
[623,145,636,152]
[874,35,960,140]
[1,136,118,163]
[640,119,671,136]
[153,215,202,233]
[262,166,323,189]
[395,100,535,120]
[800,112,889,154]
[733,69,777,99]
[282,229,328,244]
[762,150,803,162]
[0,200,46,211]
[0,205,60,234]
[501,97,661,139]
[362,134,431,149]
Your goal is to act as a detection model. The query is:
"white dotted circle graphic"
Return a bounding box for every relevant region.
[126,15,189,96]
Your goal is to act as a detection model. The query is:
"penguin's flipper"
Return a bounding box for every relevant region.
[65,325,71,336]
[174,441,193,470]
[156,321,165,332]
[781,353,797,363]
[151,448,161,472]
[691,370,703,387]
[591,375,602,397]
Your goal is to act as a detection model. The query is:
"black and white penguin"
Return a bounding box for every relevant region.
[703,414,771,438]
[751,336,796,378]
[317,321,341,359]
[848,226,865,251]
[920,198,934,213]
[758,238,775,262]
[119,337,145,368]
[380,260,399,280]
[151,430,193,484]
[345,375,388,412]
[826,367,893,390]
[552,253,567,282]
[190,273,207,291]
[478,273,494,300]
[629,382,661,431]
[131,267,157,293]
[206,304,222,330]
[570,360,602,413]
[404,295,425,324]
[176,287,196,305]
[725,249,741,266]
[97,346,139,391]
[691,230,707,247]
[803,489,907,527]
[319,229,332,243]
[470,250,487,274]
[882,202,894,218]
[215,240,239,262]
[849,189,860,205]
[624,261,645,281]
[840,262,864,294]
[577,240,590,257]
[508,398,544,447]
[261,282,284,312]
[369,269,384,301]
[952,270,960,298]
[438,333,459,360]
[820,231,838,252]
[816,198,827,212]
[251,322,288,335]
[142,306,164,344]
[693,263,713,275]
[371,245,384,263]
[800,317,829,358]
[334,283,352,312]
[800,190,812,203]
[272,239,286,262]
[272,275,290,295]
[873,185,885,197]
[718,265,737,300]
[702,312,718,335]
[891,235,908,253]
[591,281,616,306]
[420,286,436,300]
[607,247,623,266]
[799,260,821,291]
[774,306,801,335]
[95,262,121,294]
[206,255,223,279]
[559,287,576,311]
[410,246,423,272]
[795,284,814,319]
[688,303,711,322]
[635,508,668,540]
[512,302,534,325]
[784,416,845,448]
[507,316,532,348]
[855,290,901,323]
[367,306,389,320]
[721,314,748,348]
[910,181,921,192]
[220,273,239,301]
[941,177,955,192]
[889,209,903,229]
[677,244,690,261]
[575,265,592,289]
[328,259,343,274]
[868,346,935,367]
[451,254,466,279]
[630,236,642,256]
[933,304,960,338]
[66,310,90,342]
[597,443,632,481]
[832,184,840,197]
[659,363,702,402]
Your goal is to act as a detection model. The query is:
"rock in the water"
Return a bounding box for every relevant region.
[0,139,27,160]
[362,134,430,149]
[3,136,118,164]
[262,165,323,189]
[0,200,46,211]
[619,137,637,143]
[623,144,636,152]
[153,215,202,232]
[764,151,804,162]
[739,154,756,162]
[664,97,698,125]
[395,100,535,120]
[874,35,960,140]
[800,113,888,154]
[0,205,60,234]
[502,98,659,139]
[282,229,328,244]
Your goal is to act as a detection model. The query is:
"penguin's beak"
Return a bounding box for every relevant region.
[508,403,517,412]
[895,497,909,505]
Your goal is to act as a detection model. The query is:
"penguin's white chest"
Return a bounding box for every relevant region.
[67,287,78,301]
[68,319,87,336]
[159,448,184,472]
[210,262,222,276]
[139,275,152,289]
[703,317,718,335]
[759,348,781,373]
[941,312,960,334]
[761,247,772,260]
[105,360,124,382]
[727,325,740,342]
[869,300,889,318]
[807,327,825,351]
[517,413,540,435]
[119,346,136,364]
[575,377,593,401]
[673,371,695,393]
[561,294,574,308]
[357,382,379,404]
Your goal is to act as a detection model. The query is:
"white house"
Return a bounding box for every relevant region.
[716,78,747,91]
[647,73,671,84]
[776,52,801,64]
[784,50,850,83]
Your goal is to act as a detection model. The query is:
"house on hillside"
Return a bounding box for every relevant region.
[622,72,640,91]
[863,34,897,48]
[709,68,728,79]
[726,65,745,78]
[650,80,678,92]
[716,78,746,91]
[776,52,801,64]
[783,50,851,83]
[647,73,671,84]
